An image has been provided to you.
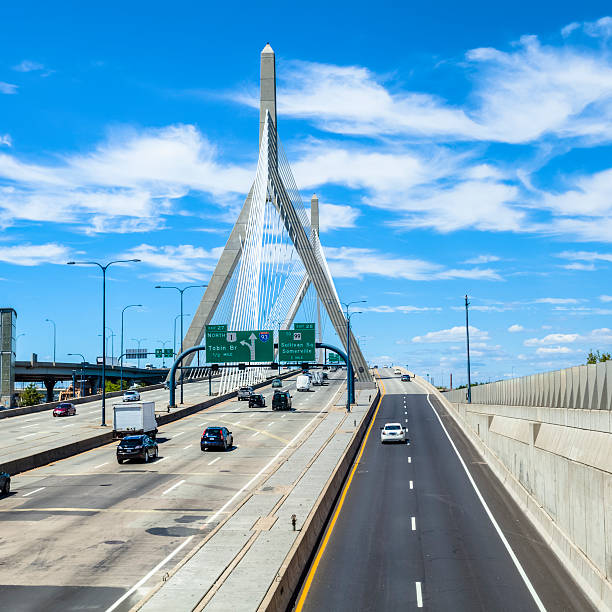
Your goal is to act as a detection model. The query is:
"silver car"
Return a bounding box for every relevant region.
[123,390,141,402]
[380,422,407,444]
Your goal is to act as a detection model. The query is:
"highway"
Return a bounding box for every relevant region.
[0,378,225,464]
[296,368,594,612]
[0,372,343,612]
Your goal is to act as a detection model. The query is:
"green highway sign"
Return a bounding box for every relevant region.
[279,327,316,362]
[155,349,162,358]
[155,348,175,358]
[328,353,340,363]
[205,325,274,362]
[294,322,315,330]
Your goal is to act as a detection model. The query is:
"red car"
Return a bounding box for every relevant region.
[53,402,77,417]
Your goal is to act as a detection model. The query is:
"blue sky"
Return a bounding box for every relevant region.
[2,2,612,385]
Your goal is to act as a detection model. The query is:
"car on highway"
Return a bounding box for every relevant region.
[321,372,328,381]
[53,402,77,417]
[394,368,401,375]
[116,434,158,464]
[272,390,292,411]
[0,472,10,495]
[163,380,177,390]
[401,374,411,382]
[271,378,282,388]
[201,426,233,451]
[237,386,254,401]
[248,393,266,408]
[380,422,407,444]
[123,390,141,402]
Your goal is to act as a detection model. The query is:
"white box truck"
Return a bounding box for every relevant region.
[296,375,311,392]
[113,401,157,439]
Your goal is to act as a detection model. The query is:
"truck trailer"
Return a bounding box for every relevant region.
[113,401,157,439]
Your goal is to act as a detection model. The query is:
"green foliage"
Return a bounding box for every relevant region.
[455,381,485,390]
[587,350,611,365]
[20,384,43,406]
[105,379,130,392]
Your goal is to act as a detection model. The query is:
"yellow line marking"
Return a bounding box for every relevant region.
[0,507,222,514]
[214,419,290,444]
[295,372,386,611]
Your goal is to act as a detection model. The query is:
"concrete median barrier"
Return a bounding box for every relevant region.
[258,388,381,612]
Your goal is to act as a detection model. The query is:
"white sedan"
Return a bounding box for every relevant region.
[123,390,141,402]
[380,422,407,444]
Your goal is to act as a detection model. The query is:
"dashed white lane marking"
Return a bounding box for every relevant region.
[410,480,414,489]
[21,424,37,429]
[94,462,109,469]
[408,456,412,463]
[162,479,185,496]
[172,432,185,438]
[23,487,45,497]
[246,413,256,418]
[21,433,37,438]
[251,432,260,438]
[281,414,287,418]
[199,422,207,426]
[208,457,221,466]
[268,422,275,427]
[416,582,423,607]
[233,421,241,425]
[156,456,169,463]
[416,381,546,612]
[183,445,192,449]
[411,516,416,530]
[404,411,407,414]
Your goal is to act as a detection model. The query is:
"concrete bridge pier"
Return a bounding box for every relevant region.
[43,379,56,403]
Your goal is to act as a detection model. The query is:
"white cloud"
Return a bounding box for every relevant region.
[508,324,524,332]
[0,135,11,147]
[536,346,575,355]
[119,243,223,282]
[0,82,17,95]
[562,262,596,271]
[600,295,612,302]
[318,203,359,232]
[324,246,501,281]
[525,333,579,346]
[557,250,612,263]
[365,305,441,313]
[0,243,70,266]
[12,60,45,73]
[0,124,254,233]
[412,325,489,343]
[534,297,580,304]
[463,254,501,264]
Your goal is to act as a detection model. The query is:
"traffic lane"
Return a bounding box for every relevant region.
[0,376,343,611]
[426,391,595,612]
[300,384,540,612]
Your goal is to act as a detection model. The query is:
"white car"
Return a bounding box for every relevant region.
[123,390,141,402]
[380,422,407,444]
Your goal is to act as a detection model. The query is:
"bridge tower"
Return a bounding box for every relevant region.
[182,45,370,384]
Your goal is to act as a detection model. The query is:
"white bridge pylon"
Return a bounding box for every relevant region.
[182,44,370,393]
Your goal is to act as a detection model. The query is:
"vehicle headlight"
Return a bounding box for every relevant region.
[133,445,142,450]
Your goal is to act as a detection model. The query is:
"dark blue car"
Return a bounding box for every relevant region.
[0,472,10,496]
[201,426,233,452]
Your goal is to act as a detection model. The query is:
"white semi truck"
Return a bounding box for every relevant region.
[113,401,158,439]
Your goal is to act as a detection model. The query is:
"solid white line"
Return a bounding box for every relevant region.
[251,431,260,438]
[162,479,185,496]
[410,480,413,489]
[416,582,423,607]
[94,462,109,469]
[408,456,412,463]
[411,516,416,530]
[416,382,546,612]
[105,535,194,612]
[23,487,45,497]
[208,457,221,466]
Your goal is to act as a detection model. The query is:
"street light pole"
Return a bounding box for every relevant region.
[131,338,147,368]
[121,304,141,390]
[67,258,141,426]
[45,318,56,364]
[341,300,366,412]
[68,353,86,397]
[156,285,207,405]
[465,294,472,404]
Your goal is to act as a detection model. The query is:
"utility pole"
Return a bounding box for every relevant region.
[465,294,472,404]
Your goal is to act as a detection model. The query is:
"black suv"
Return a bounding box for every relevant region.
[0,472,10,496]
[117,435,158,464]
[248,394,266,408]
[272,390,292,411]
[201,426,233,451]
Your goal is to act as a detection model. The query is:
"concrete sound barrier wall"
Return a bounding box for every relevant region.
[444,360,612,411]
[431,376,612,611]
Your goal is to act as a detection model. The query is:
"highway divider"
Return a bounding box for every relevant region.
[259,386,381,612]
[1,370,298,477]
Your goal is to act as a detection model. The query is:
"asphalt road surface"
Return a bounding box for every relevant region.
[297,368,594,612]
[0,372,343,612]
